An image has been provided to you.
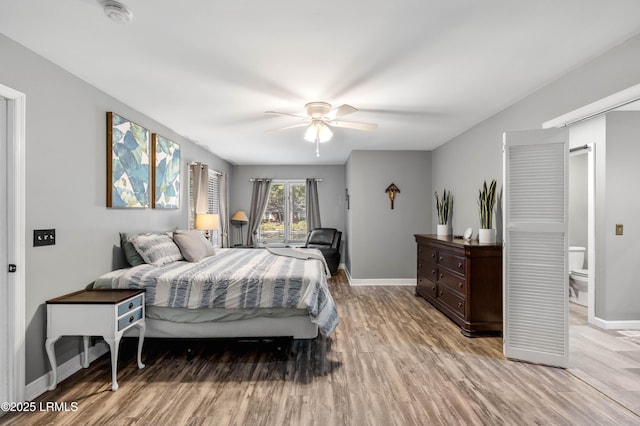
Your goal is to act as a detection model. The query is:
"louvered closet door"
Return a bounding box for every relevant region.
[503,128,568,368]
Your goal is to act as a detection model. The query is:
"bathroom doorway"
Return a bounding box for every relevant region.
[568,142,595,324]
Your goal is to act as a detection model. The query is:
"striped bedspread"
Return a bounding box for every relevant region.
[95,248,339,336]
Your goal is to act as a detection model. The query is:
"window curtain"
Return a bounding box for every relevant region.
[190,163,209,220]
[219,174,230,248]
[306,178,321,231]
[247,178,272,247]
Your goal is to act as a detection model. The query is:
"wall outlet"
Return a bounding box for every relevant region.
[615,224,623,235]
[34,229,56,246]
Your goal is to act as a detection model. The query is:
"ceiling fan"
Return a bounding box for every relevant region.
[265,102,377,156]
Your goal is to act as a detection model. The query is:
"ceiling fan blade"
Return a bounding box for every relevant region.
[267,122,309,132]
[329,120,378,131]
[325,104,358,120]
[264,110,307,119]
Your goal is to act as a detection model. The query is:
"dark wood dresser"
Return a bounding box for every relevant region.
[414,234,502,336]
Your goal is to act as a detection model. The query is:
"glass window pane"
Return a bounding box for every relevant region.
[260,183,285,242]
[290,183,307,241]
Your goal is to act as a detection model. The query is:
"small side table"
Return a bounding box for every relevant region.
[45,289,146,391]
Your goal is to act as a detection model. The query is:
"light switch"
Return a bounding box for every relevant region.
[615,224,623,235]
[34,229,56,246]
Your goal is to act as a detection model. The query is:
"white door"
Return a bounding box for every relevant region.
[0,84,26,406]
[0,97,7,410]
[503,128,569,368]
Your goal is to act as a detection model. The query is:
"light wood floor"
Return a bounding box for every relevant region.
[569,302,640,416]
[3,272,640,425]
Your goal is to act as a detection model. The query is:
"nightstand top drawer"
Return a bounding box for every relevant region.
[47,289,145,305]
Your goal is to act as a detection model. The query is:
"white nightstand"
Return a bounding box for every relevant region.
[45,289,146,391]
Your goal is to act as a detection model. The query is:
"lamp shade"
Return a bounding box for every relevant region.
[304,121,333,143]
[194,213,218,230]
[231,210,249,223]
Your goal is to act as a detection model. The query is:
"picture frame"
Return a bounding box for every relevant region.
[106,112,150,208]
[152,133,180,209]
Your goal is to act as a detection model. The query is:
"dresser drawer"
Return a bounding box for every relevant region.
[437,286,465,318]
[117,295,143,316]
[438,269,467,295]
[418,246,437,268]
[437,252,465,275]
[418,261,438,282]
[417,275,437,298]
[118,308,143,331]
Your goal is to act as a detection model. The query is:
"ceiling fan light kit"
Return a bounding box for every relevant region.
[266,101,377,157]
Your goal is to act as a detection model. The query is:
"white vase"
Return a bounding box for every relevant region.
[436,224,451,236]
[478,228,496,244]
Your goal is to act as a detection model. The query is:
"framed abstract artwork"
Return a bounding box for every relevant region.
[106,112,150,208]
[152,133,180,209]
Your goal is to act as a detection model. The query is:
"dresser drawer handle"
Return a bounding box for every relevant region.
[439,274,444,279]
[457,302,462,308]
[128,302,134,309]
[439,256,443,262]
[431,269,436,275]
[439,291,443,296]
[458,282,463,288]
[431,253,435,258]
[129,315,135,323]
[458,262,463,268]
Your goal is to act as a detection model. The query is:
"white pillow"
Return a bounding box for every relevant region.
[173,230,215,262]
[130,233,183,266]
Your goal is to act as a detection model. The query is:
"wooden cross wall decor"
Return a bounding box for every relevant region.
[385,183,400,209]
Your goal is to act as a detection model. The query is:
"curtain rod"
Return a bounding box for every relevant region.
[248,178,322,182]
[189,162,222,176]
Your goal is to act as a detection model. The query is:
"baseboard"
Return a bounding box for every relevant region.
[590,316,640,330]
[343,268,414,286]
[25,341,108,401]
[349,278,415,286]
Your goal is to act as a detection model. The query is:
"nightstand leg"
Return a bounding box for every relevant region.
[45,336,61,390]
[135,321,146,369]
[82,336,90,368]
[103,336,121,391]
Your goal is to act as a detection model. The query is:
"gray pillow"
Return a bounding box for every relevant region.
[130,233,183,266]
[173,230,205,262]
[120,232,146,266]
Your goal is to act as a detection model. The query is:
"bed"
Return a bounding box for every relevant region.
[93,235,339,340]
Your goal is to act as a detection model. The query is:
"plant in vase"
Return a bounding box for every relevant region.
[478,179,497,243]
[434,189,452,236]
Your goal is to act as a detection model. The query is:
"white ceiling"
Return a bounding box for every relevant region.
[2,1,640,165]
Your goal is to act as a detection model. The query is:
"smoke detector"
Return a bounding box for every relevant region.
[102,0,133,24]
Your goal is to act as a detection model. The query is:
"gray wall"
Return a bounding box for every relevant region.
[230,164,346,248]
[432,33,640,321]
[604,111,640,320]
[1,34,233,383]
[346,150,431,280]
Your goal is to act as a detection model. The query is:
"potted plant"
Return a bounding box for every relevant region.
[478,179,497,243]
[434,189,452,236]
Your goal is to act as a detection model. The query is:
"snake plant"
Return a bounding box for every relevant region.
[434,189,452,225]
[478,179,497,229]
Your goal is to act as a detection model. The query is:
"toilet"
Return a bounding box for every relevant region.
[568,246,588,306]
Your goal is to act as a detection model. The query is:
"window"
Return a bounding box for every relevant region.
[259,180,306,244]
[189,169,221,247]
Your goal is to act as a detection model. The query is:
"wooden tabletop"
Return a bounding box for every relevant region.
[46,289,144,304]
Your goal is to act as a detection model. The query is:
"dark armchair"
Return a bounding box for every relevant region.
[303,228,342,276]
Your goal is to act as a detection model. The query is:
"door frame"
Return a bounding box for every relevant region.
[0,83,26,404]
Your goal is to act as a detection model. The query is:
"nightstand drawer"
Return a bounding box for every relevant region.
[118,294,143,316]
[118,308,143,331]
